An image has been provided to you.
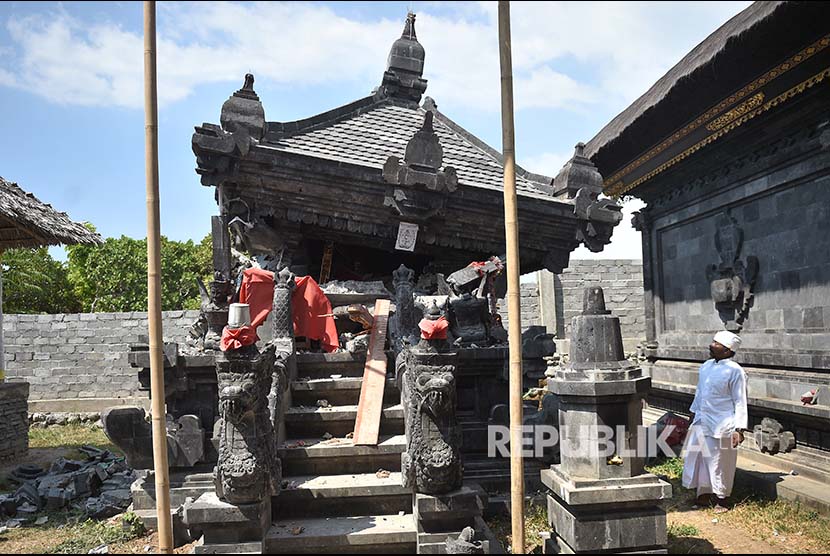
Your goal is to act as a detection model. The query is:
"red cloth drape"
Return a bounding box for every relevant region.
[292,276,339,353]
[239,267,276,329]
[221,270,339,353]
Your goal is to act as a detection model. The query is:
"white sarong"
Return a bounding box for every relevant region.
[681,425,738,498]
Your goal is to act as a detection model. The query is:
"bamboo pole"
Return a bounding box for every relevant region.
[498,2,525,553]
[143,2,174,553]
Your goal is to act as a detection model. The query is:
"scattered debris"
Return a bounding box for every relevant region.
[322,432,333,440]
[0,445,134,522]
[88,544,110,554]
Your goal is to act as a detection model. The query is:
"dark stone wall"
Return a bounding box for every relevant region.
[639,86,830,370]
[0,382,29,461]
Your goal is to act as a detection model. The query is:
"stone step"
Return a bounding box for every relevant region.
[131,471,214,511]
[280,434,406,476]
[285,403,405,438]
[291,376,400,407]
[264,514,416,553]
[297,351,393,380]
[274,472,411,518]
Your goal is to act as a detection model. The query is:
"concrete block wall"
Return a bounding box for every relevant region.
[557,260,645,344]
[498,282,541,331]
[4,311,200,404]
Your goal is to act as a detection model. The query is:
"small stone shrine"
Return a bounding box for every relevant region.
[542,287,671,554]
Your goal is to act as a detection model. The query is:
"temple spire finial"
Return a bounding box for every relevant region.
[378,12,428,104]
[403,11,417,40]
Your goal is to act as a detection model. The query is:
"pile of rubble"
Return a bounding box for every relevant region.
[0,446,135,528]
[29,412,102,429]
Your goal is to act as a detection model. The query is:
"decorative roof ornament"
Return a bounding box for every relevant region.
[553,143,623,252]
[552,143,603,199]
[383,111,457,221]
[378,13,428,104]
[220,73,266,145]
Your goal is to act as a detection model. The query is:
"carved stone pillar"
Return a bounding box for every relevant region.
[214,343,280,504]
[401,304,461,494]
[269,268,296,440]
[401,304,489,553]
[392,264,418,347]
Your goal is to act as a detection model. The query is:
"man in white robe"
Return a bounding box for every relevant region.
[682,330,748,512]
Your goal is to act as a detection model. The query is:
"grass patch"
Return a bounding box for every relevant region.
[44,512,145,554]
[668,522,699,537]
[487,499,549,554]
[719,496,830,550]
[646,456,683,481]
[28,424,120,456]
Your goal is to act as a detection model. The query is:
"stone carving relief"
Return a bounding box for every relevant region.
[705,210,759,331]
[401,305,462,494]
[392,264,418,345]
[383,111,457,222]
[552,143,623,253]
[214,344,280,505]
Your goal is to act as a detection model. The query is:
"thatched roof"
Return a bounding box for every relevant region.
[0,177,102,250]
[585,1,784,162]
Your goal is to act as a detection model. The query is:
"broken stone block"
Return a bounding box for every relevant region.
[46,487,70,510]
[0,494,17,517]
[10,464,45,482]
[754,417,796,454]
[760,417,784,435]
[14,483,41,509]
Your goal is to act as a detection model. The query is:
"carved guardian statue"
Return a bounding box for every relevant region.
[214,343,280,504]
[401,304,462,494]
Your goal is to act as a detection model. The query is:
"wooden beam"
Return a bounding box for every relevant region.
[353,299,391,446]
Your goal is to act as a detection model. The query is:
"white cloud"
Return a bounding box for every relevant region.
[520,150,572,177]
[0,1,750,112]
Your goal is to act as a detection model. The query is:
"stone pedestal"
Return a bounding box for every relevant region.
[413,484,489,554]
[0,381,29,461]
[543,287,671,554]
[184,492,270,554]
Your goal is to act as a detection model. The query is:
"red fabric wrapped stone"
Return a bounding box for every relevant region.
[418,316,449,340]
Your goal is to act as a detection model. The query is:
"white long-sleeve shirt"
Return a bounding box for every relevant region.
[689,357,748,438]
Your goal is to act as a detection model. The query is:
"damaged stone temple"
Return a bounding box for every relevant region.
[103,14,623,552]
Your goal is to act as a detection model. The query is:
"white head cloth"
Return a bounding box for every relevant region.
[713,330,742,352]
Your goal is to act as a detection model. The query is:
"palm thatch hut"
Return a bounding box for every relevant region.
[0,176,102,376]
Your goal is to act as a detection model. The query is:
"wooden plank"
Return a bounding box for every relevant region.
[352,299,391,446]
[319,241,334,284]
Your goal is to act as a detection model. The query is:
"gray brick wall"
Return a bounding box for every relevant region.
[4,311,200,401]
[495,261,646,343]
[498,283,541,331]
[557,260,645,342]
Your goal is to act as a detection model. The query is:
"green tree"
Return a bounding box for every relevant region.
[1,247,80,314]
[66,233,213,312]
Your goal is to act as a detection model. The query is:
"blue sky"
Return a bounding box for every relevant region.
[0,1,751,261]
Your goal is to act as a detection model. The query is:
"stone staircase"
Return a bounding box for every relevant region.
[265,351,416,553]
